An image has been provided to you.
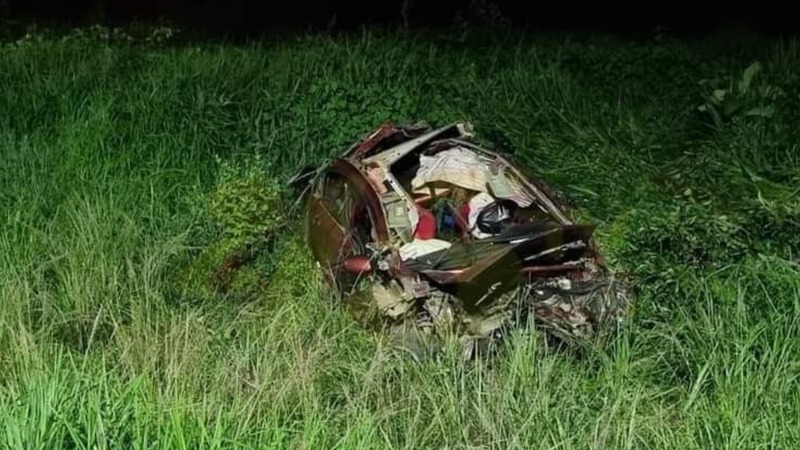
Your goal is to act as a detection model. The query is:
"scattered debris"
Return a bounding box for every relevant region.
[291,121,634,359]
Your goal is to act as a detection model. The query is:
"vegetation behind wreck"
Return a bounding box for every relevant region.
[1,18,800,449]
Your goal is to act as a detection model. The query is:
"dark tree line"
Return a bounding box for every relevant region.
[1,0,797,36]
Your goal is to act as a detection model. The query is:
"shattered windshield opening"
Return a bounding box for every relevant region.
[381,137,564,266]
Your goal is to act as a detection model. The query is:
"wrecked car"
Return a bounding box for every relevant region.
[290,121,632,359]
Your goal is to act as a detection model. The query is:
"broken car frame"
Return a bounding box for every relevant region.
[291,121,632,359]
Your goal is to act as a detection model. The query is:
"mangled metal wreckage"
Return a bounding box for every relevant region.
[291,122,631,359]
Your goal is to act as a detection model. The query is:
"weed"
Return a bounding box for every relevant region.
[1,24,799,449]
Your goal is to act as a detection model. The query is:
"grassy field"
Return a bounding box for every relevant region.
[1,24,800,449]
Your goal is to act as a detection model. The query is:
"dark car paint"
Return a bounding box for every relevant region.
[306,158,391,280]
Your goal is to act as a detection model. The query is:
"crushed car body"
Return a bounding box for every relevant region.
[290,121,632,359]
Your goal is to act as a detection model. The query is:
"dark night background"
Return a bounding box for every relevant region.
[1,0,797,38]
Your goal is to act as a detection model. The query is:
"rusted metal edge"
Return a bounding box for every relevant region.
[346,122,397,159]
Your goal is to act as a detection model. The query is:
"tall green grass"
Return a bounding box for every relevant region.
[1,25,799,448]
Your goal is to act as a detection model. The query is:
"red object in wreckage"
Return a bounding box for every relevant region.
[414,206,436,239]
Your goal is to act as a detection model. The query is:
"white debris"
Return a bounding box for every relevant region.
[410,147,536,207]
[398,238,452,261]
[412,147,491,193]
